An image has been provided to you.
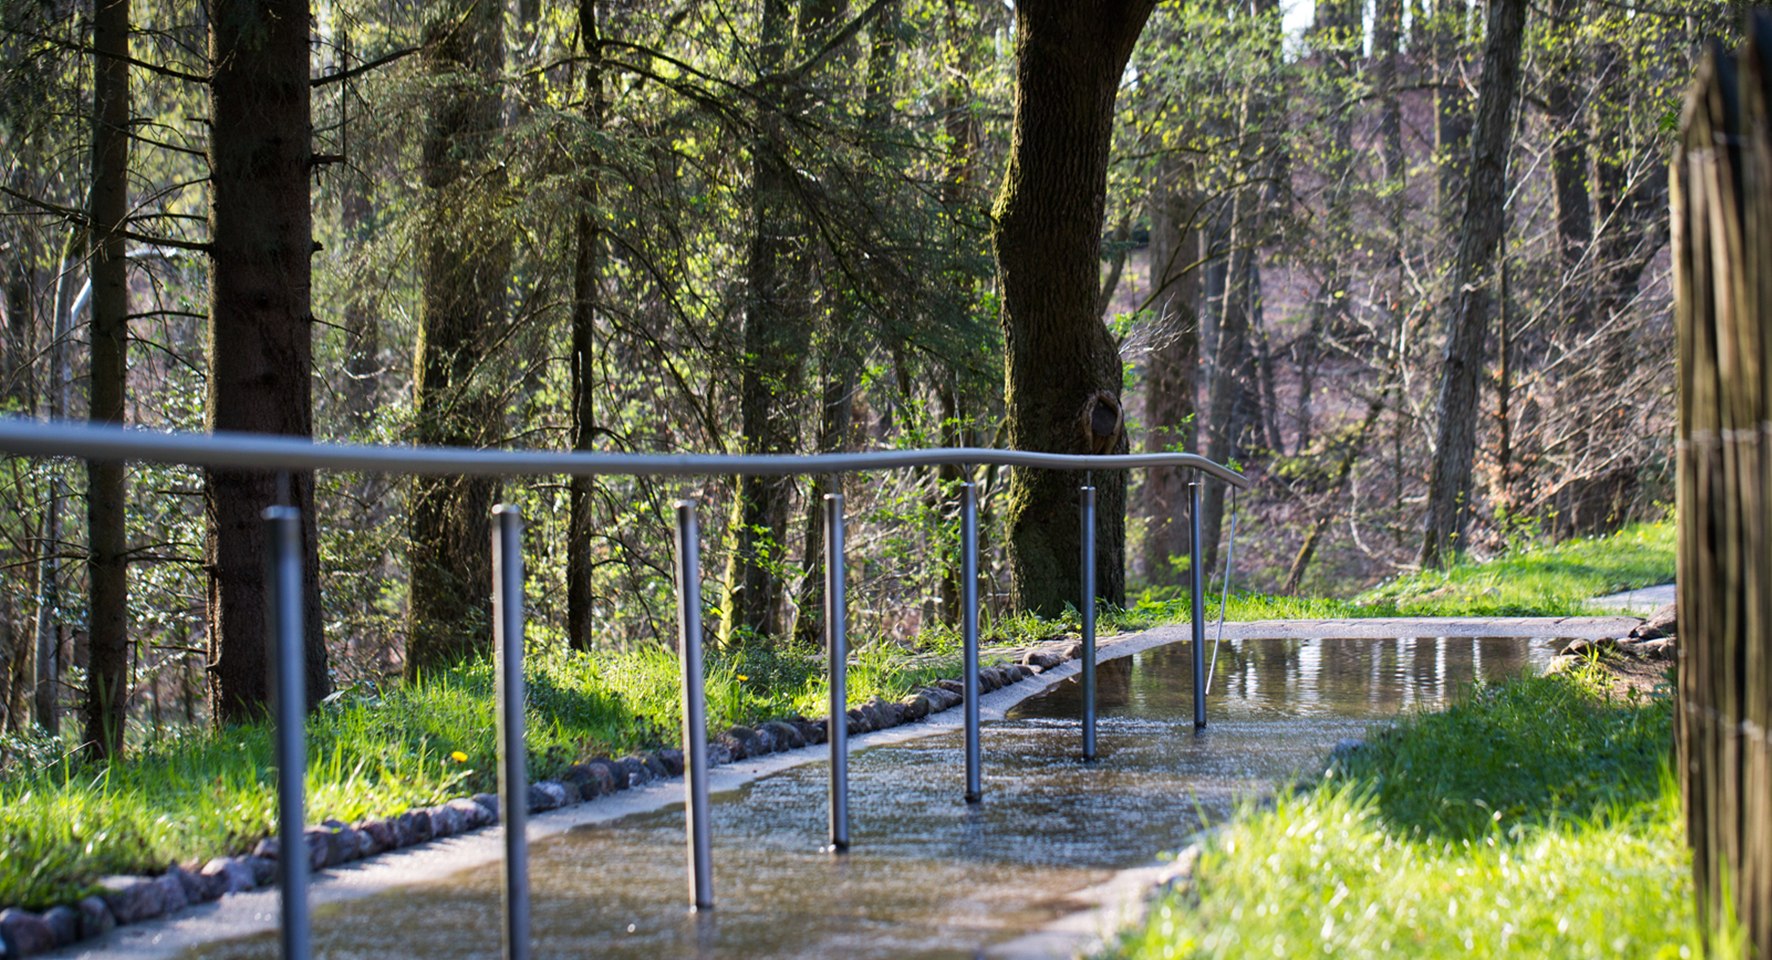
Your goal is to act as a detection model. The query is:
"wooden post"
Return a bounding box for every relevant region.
[1673,22,1772,954]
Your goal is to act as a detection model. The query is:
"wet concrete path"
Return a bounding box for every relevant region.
[147,628,1578,960]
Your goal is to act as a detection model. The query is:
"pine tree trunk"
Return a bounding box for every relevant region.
[84,0,130,757]
[407,0,510,675]
[1419,0,1526,568]
[567,0,603,652]
[992,0,1156,616]
[206,0,330,722]
[720,0,813,647]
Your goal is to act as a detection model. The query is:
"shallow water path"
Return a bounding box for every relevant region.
[181,636,1553,960]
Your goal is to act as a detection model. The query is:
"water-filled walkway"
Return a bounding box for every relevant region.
[62,618,1639,960]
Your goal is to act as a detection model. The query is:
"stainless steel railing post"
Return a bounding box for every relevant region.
[673,501,714,911]
[263,506,309,960]
[1189,479,1207,730]
[491,505,530,960]
[960,480,982,803]
[1080,484,1097,761]
[824,492,849,851]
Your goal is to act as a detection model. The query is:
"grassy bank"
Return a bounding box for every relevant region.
[1112,669,1713,958]
[0,641,968,910]
[1355,519,1674,617]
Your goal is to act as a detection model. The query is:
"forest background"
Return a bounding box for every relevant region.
[0,0,1724,751]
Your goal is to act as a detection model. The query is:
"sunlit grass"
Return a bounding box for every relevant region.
[1355,520,1675,617]
[1110,672,1716,959]
[0,638,979,910]
[1119,519,1675,624]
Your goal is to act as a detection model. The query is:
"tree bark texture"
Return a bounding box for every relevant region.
[991,0,1156,616]
[567,0,603,652]
[206,0,331,723]
[1672,29,1772,955]
[1138,155,1200,586]
[1420,0,1527,568]
[84,0,129,757]
[408,0,510,675]
[720,0,815,647]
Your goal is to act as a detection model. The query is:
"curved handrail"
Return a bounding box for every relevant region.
[0,417,1250,488]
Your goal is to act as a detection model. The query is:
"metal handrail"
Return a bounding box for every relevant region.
[0,415,1245,958]
[0,417,1251,487]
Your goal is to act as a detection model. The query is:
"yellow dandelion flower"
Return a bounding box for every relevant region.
[450,750,469,763]
[736,674,749,682]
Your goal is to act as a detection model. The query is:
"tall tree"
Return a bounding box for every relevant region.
[1420,0,1528,567]
[719,0,827,647]
[407,0,511,674]
[567,0,604,651]
[992,0,1156,616]
[1139,153,1201,585]
[206,0,331,721]
[84,0,129,756]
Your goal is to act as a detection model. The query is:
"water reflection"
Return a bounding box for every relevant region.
[181,637,1548,960]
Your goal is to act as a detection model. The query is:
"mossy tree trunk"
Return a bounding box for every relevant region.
[408,0,509,675]
[206,0,331,721]
[991,0,1155,616]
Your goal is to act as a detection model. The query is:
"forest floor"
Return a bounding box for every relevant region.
[0,521,1677,914]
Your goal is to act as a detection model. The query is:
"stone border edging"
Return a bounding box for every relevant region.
[20,637,1099,960]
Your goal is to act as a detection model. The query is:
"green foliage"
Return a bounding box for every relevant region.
[1112,674,1710,959]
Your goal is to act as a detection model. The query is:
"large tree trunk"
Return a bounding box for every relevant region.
[567,0,603,652]
[992,0,1155,616]
[84,0,129,757]
[1419,0,1527,568]
[1138,156,1201,587]
[205,0,330,723]
[407,0,510,675]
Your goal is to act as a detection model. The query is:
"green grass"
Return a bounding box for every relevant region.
[1355,520,1675,617]
[1117,519,1675,623]
[1111,670,1721,959]
[0,640,968,911]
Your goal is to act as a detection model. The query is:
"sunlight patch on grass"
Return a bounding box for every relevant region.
[1110,672,1708,959]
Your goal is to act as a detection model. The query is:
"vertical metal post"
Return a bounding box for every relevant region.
[1080,484,1097,761]
[492,506,530,960]
[961,481,982,803]
[824,493,849,850]
[263,506,309,960]
[1189,480,1207,730]
[673,501,714,911]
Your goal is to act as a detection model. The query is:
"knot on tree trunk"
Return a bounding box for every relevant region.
[1079,390,1123,455]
